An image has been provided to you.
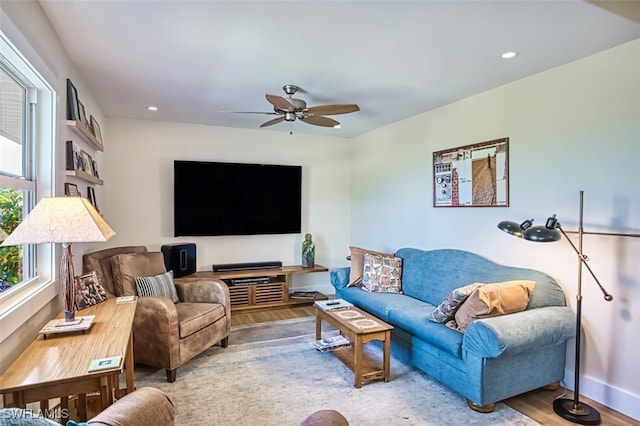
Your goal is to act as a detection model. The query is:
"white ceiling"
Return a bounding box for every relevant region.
[39,1,640,138]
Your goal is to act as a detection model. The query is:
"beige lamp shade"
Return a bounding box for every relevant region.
[1,196,115,246]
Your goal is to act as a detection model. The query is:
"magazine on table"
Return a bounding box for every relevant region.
[313,334,352,352]
[314,298,353,312]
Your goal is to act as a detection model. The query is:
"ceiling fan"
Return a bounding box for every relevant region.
[228,85,359,128]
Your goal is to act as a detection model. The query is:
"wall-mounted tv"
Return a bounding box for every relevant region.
[173,160,302,237]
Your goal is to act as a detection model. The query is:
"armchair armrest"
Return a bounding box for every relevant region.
[132,296,180,367]
[463,306,576,358]
[88,387,175,426]
[175,279,230,307]
[330,267,350,290]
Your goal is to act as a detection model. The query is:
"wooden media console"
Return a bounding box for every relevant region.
[175,264,328,312]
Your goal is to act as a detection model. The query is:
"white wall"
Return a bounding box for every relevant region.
[349,39,640,419]
[100,119,351,294]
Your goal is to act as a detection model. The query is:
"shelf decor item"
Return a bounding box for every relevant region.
[66,78,79,121]
[301,232,315,268]
[0,197,115,321]
[497,190,639,425]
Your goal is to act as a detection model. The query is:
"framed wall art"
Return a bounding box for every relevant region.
[433,137,509,208]
[64,182,80,197]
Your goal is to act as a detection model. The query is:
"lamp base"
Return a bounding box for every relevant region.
[553,398,601,425]
[64,310,76,322]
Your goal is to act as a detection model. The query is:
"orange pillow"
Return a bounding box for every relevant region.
[453,280,536,332]
[347,246,395,287]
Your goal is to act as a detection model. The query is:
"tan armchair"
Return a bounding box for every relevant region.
[83,246,230,382]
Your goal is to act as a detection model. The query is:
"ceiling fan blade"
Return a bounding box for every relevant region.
[307,104,360,116]
[260,116,285,128]
[219,111,278,115]
[265,94,294,111]
[300,115,339,127]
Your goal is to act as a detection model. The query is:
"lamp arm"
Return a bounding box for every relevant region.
[556,224,613,302]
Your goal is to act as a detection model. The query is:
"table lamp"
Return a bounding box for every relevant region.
[1,196,115,321]
[497,190,639,425]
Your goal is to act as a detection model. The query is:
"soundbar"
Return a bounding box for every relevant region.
[212,261,283,272]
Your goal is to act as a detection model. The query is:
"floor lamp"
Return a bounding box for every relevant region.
[498,190,639,425]
[1,197,115,321]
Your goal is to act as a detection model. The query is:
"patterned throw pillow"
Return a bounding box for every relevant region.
[361,253,403,293]
[135,270,179,303]
[347,246,395,287]
[428,283,481,323]
[74,271,108,310]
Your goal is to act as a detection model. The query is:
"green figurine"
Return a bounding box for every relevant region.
[302,233,315,268]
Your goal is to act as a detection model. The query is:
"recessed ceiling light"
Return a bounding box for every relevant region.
[147,106,158,111]
[501,51,518,59]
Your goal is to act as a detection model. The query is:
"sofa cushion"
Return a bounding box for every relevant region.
[176,302,226,338]
[347,246,395,287]
[389,306,464,358]
[454,280,536,332]
[337,287,416,322]
[428,283,481,323]
[111,252,167,296]
[135,270,179,303]
[395,248,565,308]
[361,253,403,293]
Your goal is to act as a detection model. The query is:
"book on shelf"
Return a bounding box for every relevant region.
[313,334,352,352]
[314,298,353,312]
[289,291,320,300]
[39,315,95,336]
[88,355,122,373]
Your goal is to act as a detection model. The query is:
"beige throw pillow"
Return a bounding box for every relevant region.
[347,246,395,287]
[453,280,536,332]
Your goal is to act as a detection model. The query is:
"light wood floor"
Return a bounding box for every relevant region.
[231,305,639,426]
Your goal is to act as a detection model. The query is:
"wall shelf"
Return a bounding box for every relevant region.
[66,120,104,151]
[65,169,103,185]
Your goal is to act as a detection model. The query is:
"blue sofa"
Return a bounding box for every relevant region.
[330,247,576,411]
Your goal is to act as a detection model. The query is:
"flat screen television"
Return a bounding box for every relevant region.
[173,160,302,237]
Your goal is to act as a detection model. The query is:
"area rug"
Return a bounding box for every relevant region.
[134,317,540,426]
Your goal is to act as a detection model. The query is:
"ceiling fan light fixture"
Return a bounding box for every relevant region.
[284,111,296,121]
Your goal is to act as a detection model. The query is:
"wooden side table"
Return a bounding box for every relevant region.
[0,297,137,421]
[315,305,393,388]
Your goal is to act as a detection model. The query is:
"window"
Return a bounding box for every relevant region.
[0,28,55,301]
[0,65,35,294]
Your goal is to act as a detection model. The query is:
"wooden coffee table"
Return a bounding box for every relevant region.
[315,304,393,388]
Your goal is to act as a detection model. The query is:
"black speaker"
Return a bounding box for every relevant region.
[161,243,196,278]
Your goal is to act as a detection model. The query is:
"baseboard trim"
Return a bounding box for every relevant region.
[563,368,639,421]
